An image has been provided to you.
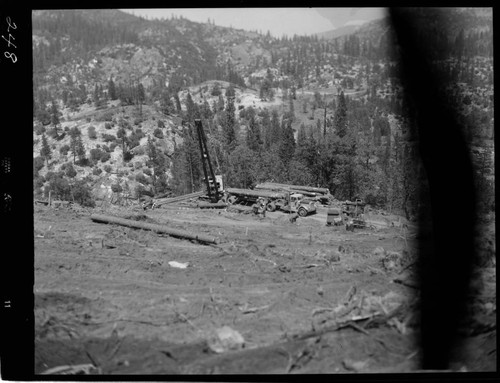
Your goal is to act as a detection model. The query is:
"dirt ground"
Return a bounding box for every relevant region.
[34,202,496,375]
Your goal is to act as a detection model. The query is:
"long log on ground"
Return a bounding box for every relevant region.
[90,214,218,245]
[154,191,205,206]
[197,202,228,209]
[225,188,287,200]
[255,182,330,195]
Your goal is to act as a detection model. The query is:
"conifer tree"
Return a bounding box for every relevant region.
[334,91,348,137]
[174,93,182,114]
[40,133,52,167]
[222,89,237,152]
[50,99,61,136]
[279,119,295,166]
[246,109,262,152]
[70,133,85,164]
[108,78,117,100]
[269,109,282,146]
[185,93,198,124]
[93,83,100,107]
[146,136,168,194]
[261,109,272,150]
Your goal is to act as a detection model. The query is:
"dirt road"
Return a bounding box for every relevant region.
[34,203,496,374]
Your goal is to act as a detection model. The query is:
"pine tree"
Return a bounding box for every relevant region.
[185,93,198,123]
[174,93,182,114]
[108,78,117,100]
[70,133,85,165]
[201,99,212,120]
[160,91,175,115]
[260,109,272,150]
[269,109,282,146]
[117,126,129,164]
[288,95,295,121]
[93,83,100,107]
[334,91,348,137]
[50,99,61,136]
[40,133,52,167]
[146,136,168,194]
[246,109,262,152]
[183,127,202,193]
[222,90,237,152]
[137,83,145,103]
[62,89,69,106]
[227,144,255,189]
[279,119,296,166]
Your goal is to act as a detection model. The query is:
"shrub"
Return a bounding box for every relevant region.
[111,183,123,193]
[59,144,70,155]
[104,165,112,173]
[102,133,116,143]
[119,119,131,129]
[110,142,118,151]
[34,175,45,189]
[143,167,152,176]
[123,151,134,162]
[134,161,143,169]
[157,120,165,129]
[34,124,46,136]
[72,180,95,207]
[45,173,71,201]
[211,83,222,96]
[104,122,112,130]
[86,117,91,123]
[76,157,91,167]
[88,126,97,139]
[69,126,81,138]
[65,163,77,178]
[135,127,144,137]
[90,148,103,162]
[153,128,164,139]
[33,156,45,172]
[100,152,111,163]
[135,172,147,185]
[45,171,57,183]
[134,118,142,126]
[92,167,102,175]
[116,128,125,140]
[102,145,111,153]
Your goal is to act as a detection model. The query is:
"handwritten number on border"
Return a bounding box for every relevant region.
[2,17,17,63]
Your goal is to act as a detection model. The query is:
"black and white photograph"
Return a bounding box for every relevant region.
[7,6,496,377]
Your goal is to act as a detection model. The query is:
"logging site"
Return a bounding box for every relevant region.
[33,118,496,375]
[28,7,496,377]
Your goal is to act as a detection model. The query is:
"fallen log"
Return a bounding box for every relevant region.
[154,191,205,207]
[197,202,228,209]
[90,214,218,245]
[255,182,330,195]
[225,188,287,200]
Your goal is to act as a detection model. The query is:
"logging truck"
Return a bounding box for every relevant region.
[222,188,316,216]
[254,182,332,205]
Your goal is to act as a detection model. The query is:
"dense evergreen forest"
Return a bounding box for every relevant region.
[32,9,494,218]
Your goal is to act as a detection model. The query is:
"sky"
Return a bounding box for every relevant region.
[121,8,387,38]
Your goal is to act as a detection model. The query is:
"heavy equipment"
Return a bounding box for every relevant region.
[195,119,224,203]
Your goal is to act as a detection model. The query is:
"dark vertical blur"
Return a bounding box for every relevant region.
[388,8,478,369]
